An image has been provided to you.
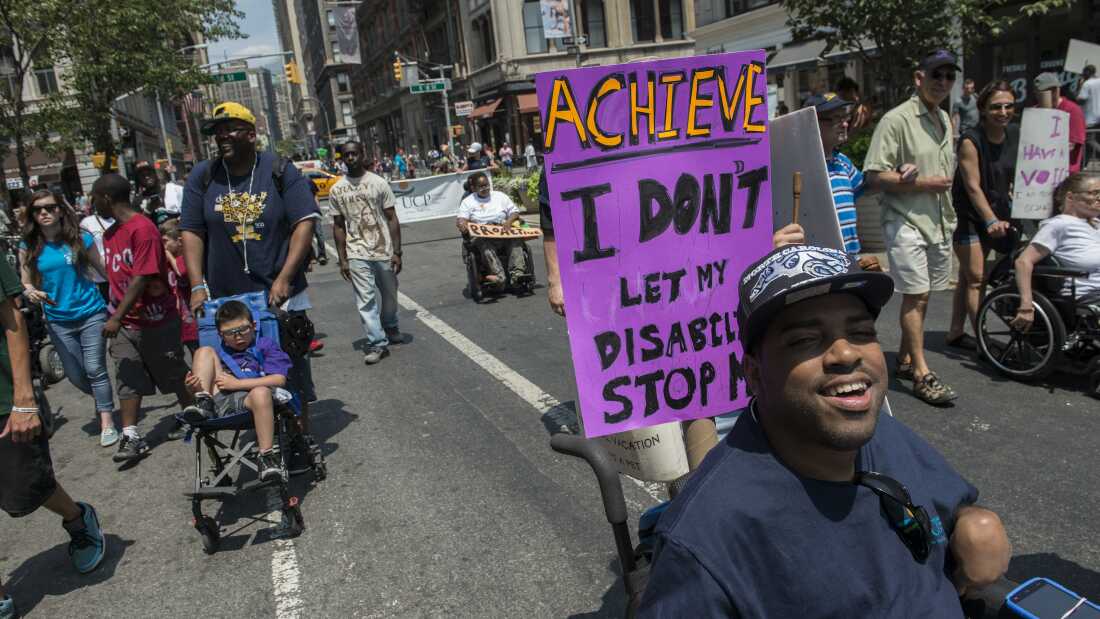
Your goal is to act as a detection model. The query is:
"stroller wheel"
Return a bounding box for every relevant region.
[312,461,327,482]
[282,506,305,538]
[196,516,220,554]
[40,344,66,385]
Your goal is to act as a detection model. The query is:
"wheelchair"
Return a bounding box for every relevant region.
[462,232,536,303]
[179,292,327,555]
[976,252,1100,384]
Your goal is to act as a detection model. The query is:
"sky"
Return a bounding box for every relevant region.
[207,0,284,73]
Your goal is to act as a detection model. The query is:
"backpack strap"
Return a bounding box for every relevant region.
[199,156,290,197]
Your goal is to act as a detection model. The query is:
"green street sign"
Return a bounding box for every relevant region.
[213,71,247,84]
[410,79,448,94]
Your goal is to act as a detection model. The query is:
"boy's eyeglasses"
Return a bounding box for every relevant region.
[219,324,254,338]
[854,471,933,562]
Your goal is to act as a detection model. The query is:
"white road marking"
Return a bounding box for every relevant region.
[266,492,303,618]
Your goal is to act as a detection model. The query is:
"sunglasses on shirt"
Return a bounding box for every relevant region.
[854,471,933,562]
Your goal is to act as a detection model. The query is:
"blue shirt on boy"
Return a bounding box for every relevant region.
[639,409,977,618]
[23,231,107,322]
[827,150,866,255]
[219,335,292,380]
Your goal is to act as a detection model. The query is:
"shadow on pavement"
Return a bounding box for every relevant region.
[568,558,627,618]
[5,534,134,616]
[1008,552,1100,600]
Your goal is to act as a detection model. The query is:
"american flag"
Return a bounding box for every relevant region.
[182,91,203,114]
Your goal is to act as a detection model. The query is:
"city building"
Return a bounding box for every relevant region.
[299,0,360,149]
[273,0,321,150]
[210,63,282,152]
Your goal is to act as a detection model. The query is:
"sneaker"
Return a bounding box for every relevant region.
[384,328,405,345]
[99,427,120,448]
[308,339,325,353]
[180,395,215,425]
[66,502,106,574]
[112,435,149,462]
[0,595,16,619]
[363,347,389,365]
[165,423,187,441]
[259,450,286,483]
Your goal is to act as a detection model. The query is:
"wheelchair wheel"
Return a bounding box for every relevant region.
[196,516,220,554]
[39,344,65,385]
[465,251,483,303]
[977,286,1065,380]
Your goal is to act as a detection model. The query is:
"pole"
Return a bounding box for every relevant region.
[155,91,175,181]
[569,0,582,68]
[441,68,454,160]
[110,114,127,179]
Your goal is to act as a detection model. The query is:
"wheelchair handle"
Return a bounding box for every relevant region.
[550,433,628,526]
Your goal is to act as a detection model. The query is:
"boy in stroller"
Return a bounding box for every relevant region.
[180,300,291,482]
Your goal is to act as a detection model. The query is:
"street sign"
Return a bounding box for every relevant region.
[5,178,23,190]
[561,35,588,46]
[454,101,474,117]
[213,71,247,84]
[410,79,449,94]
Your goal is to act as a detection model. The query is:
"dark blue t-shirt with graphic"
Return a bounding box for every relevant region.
[180,152,319,299]
[638,408,977,618]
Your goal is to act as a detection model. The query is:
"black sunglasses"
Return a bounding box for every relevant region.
[930,71,957,81]
[30,204,60,215]
[855,471,933,562]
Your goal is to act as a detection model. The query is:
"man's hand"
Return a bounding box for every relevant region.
[548,281,566,317]
[390,253,402,275]
[898,163,919,184]
[0,411,41,443]
[951,506,1011,597]
[987,220,1011,239]
[858,256,883,272]
[269,277,292,308]
[339,260,352,283]
[772,223,805,248]
[102,316,123,339]
[184,371,203,394]
[214,372,243,392]
[190,287,209,317]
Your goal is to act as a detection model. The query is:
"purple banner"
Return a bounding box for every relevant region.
[536,51,773,438]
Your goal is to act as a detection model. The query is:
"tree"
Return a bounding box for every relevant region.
[275,139,299,158]
[48,0,243,173]
[783,0,1073,106]
[0,0,69,187]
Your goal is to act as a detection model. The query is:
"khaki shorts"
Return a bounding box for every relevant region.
[110,318,189,400]
[883,219,952,295]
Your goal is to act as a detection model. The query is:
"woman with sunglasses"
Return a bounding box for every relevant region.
[947,80,1018,350]
[18,189,117,447]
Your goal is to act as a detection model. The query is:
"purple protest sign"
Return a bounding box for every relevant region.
[536,51,773,438]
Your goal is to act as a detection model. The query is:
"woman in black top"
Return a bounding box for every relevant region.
[947,80,1018,349]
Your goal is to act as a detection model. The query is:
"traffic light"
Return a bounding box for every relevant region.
[284,62,303,85]
[393,60,402,83]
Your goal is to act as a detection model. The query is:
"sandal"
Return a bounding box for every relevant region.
[913,372,958,406]
[895,359,914,381]
[946,333,978,351]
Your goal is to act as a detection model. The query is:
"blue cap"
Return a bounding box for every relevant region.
[803,92,852,114]
[918,50,961,72]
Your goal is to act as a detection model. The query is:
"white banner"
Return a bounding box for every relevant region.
[1065,39,1100,75]
[769,108,844,250]
[334,6,362,65]
[1012,108,1070,220]
[390,171,481,223]
[540,0,573,38]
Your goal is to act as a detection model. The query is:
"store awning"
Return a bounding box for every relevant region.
[468,98,503,120]
[517,93,539,114]
[768,39,828,70]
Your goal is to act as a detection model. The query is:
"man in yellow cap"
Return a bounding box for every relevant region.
[179,101,324,467]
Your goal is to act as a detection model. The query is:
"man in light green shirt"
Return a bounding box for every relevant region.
[863,49,959,406]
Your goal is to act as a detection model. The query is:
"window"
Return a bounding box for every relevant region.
[582,0,607,48]
[472,13,496,66]
[341,101,353,127]
[331,39,342,63]
[659,0,683,40]
[327,10,336,28]
[336,73,350,93]
[523,1,548,54]
[34,67,58,96]
[631,0,656,42]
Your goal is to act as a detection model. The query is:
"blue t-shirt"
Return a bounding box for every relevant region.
[180,153,319,299]
[638,409,977,618]
[827,151,866,255]
[24,231,106,322]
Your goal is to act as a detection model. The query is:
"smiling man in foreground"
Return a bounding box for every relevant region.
[638,245,1010,618]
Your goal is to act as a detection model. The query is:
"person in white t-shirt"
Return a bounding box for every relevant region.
[79,212,114,300]
[330,141,403,365]
[1076,65,1100,163]
[1012,172,1100,330]
[456,172,529,286]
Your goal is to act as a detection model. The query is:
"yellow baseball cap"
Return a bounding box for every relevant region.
[201,101,256,135]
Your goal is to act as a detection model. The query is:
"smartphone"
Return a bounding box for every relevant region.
[1006,578,1100,619]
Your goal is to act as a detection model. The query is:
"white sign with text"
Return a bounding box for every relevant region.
[1012,108,1070,220]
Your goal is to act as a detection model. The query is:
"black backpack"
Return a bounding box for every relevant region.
[197,156,292,196]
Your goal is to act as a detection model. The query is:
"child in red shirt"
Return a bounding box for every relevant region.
[159,219,199,355]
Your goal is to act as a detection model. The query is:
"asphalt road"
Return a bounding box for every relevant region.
[2,209,1098,617]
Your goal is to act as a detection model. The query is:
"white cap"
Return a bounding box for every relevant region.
[467,142,482,155]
